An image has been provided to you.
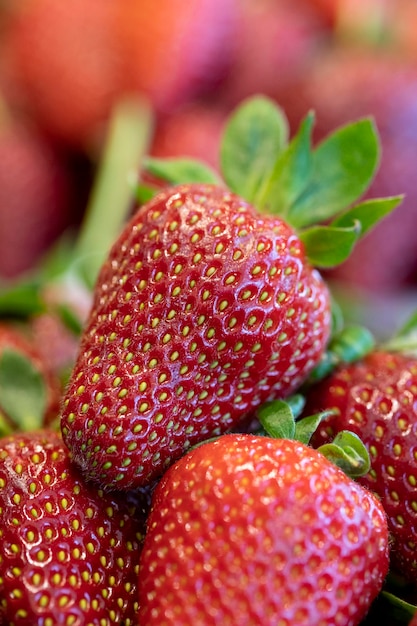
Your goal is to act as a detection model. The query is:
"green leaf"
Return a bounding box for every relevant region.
[0,349,47,431]
[256,111,314,215]
[381,308,417,357]
[257,400,295,440]
[300,222,361,268]
[329,324,375,363]
[135,183,158,204]
[379,592,416,623]
[288,118,380,228]
[0,280,45,318]
[332,195,403,238]
[144,156,221,185]
[295,410,335,446]
[220,95,289,203]
[318,430,371,478]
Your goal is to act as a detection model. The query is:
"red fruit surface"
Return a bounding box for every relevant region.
[116,0,239,114]
[0,429,148,624]
[61,184,331,490]
[138,433,389,625]
[0,324,61,428]
[305,351,417,584]
[150,104,227,171]
[0,121,70,279]
[281,47,417,294]
[218,0,324,107]
[4,0,125,150]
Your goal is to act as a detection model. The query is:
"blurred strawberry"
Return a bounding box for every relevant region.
[218,0,325,108]
[280,46,417,294]
[0,105,71,280]
[150,103,227,171]
[3,0,126,151]
[116,0,239,115]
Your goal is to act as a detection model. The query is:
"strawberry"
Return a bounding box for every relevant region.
[304,344,417,585]
[3,0,126,151]
[0,323,61,434]
[0,106,71,280]
[116,0,239,116]
[61,96,401,491]
[138,432,389,625]
[218,0,325,109]
[150,103,227,173]
[0,428,150,624]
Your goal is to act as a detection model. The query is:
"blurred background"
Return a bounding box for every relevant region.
[1,0,417,378]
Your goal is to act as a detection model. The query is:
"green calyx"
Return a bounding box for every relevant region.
[256,396,370,479]
[141,94,403,269]
[0,348,47,433]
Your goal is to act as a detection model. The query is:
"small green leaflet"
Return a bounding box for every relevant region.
[0,349,47,431]
[144,157,221,185]
[382,308,417,357]
[220,95,289,203]
[257,400,295,440]
[332,195,404,237]
[299,222,361,268]
[318,431,371,478]
[287,118,380,229]
[256,111,314,215]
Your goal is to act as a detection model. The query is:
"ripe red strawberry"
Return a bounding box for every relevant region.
[150,103,227,172]
[0,428,150,624]
[0,323,61,433]
[116,0,239,115]
[0,111,71,279]
[304,349,417,585]
[3,0,126,150]
[61,183,331,490]
[218,0,325,108]
[61,97,400,491]
[138,433,389,625]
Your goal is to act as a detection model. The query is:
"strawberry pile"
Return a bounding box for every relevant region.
[0,95,416,626]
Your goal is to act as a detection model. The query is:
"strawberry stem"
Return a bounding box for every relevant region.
[74,96,154,289]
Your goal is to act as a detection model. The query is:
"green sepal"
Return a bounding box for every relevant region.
[379,591,416,623]
[317,430,370,478]
[287,118,380,229]
[255,111,314,214]
[0,279,45,318]
[144,156,221,186]
[308,324,375,383]
[294,410,336,446]
[0,348,47,431]
[257,396,335,446]
[332,195,404,238]
[257,399,296,440]
[300,221,361,268]
[220,95,289,203]
[383,309,417,357]
[0,412,14,438]
[135,183,158,205]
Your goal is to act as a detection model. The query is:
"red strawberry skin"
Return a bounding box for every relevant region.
[0,429,148,624]
[138,433,389,625]
[0,120,70,279]
[305,351,417,584]
[61,184,331,490]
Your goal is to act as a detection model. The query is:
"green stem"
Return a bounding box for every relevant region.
[74,96,154,289]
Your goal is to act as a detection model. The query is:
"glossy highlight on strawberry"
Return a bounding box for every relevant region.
[138,433,389,625]
[61,183,331,490]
